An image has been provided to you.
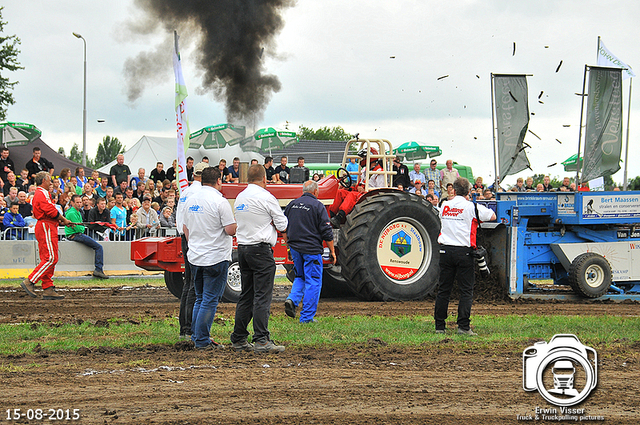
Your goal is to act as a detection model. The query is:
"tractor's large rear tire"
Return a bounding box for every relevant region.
[283,264,356,298]
[163,250,241,303]
[338,191,440,301]
[320,265,357,298]
[569,252,612,298]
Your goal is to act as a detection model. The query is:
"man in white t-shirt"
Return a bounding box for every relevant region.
[231,164,288,353]
[434,177,495,336]
[183,167,237,349]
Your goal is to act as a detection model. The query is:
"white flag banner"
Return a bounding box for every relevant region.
[588,177,605,191]
[173,31,190,194]
[597,39,636,80]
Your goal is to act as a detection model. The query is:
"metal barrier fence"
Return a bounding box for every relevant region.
[1,226,177,242]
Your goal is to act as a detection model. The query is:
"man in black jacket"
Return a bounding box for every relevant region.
[392,155,410,190]
[17,191,33,218]
[0,147,15,187]
[88,197,111,240]
[283,180,336,323]
[149,162,166,184]
[25,147,54,184]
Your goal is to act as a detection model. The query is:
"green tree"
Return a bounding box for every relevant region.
[94,135,124,168]
[67,143,95,167]
[69,143,82,163]
[297,125,354,141]
[0,8,23,121]
[603,175,616,190]
[57,147,66,157]
[628,176,640,191]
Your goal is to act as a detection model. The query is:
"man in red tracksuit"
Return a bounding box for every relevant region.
[21,171,72,300]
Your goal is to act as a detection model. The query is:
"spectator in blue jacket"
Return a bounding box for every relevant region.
[3,203,26,240]
[346,157,359,183]
[283,180,336,323]
[0,200,9,231]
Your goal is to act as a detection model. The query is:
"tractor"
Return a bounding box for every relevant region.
[330,138,441,300]
[132,138,442,302]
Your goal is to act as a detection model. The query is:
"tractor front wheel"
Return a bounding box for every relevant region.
[164,271,184,299]
[163,250,241,303]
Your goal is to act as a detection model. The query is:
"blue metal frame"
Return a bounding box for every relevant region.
[483,191,640,301]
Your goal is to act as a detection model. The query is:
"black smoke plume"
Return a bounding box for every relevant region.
[124,0,296,123]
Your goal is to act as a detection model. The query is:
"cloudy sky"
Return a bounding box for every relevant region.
[3,0,639,185]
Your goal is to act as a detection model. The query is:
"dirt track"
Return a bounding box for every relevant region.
[1,285,639,424]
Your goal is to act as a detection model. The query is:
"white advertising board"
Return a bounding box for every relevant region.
[582,194,640,220]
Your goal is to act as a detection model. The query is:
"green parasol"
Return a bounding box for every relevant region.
[562,153,582,172]
[189,123,246,149]
[393,141,442,161]
[0,122,42,146]
[240,127,299,154]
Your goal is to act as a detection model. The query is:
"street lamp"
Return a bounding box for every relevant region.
[73,32,87,166]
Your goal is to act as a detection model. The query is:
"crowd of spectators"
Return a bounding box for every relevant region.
[188,154,314,186]
[0,147,183,240]
[389,155,605,208]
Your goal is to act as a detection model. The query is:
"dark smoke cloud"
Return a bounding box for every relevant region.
[124,0,296,123]
[123,38,173,103]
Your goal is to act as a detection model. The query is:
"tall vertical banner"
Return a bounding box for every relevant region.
[173,31,190,194]
[493,75,531,179]
[582,67,623,182]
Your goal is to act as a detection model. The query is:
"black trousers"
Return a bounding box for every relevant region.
[231,243,277,344]
[434,245,475,331]
[179,234,196,335]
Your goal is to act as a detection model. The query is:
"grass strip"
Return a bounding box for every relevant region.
[0,277,292,289]
[0,278,165,289]
[0,314,638,356]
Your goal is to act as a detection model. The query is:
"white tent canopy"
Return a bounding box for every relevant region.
[97,135,265,177]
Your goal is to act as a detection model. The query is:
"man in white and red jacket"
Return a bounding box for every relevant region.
[434,177,495,336]
[21,171,72,300]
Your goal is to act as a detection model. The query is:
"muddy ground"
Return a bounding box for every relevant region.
[1,285,639,424]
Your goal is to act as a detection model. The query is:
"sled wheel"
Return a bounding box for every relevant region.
[569,252,611,298]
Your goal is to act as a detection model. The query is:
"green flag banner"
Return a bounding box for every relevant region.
[493,75,530,180]
[582,67,623,181]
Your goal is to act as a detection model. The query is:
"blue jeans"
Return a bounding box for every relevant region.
[191,261,229,348]
[287,249,323,323]
[68,232,104,272]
